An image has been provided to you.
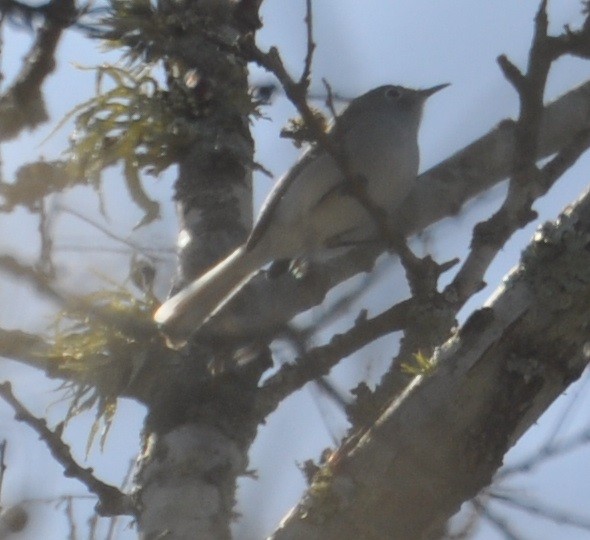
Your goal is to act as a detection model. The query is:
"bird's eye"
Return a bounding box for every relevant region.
[385,87,402,100]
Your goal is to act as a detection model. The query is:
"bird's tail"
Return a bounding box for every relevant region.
[154,245,262,348]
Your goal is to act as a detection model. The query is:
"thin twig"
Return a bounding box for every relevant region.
[0,440,7,504]
[444,1,589,308]
[476,498,523,540]
[255,298,415,419]
[0,381,135,517]
[446,500,483,539]
[299,0,315,89]
[299,267,383,334]
[497,55,526,92]
[0,254,156,340]
[321,78,338,120]
[541,369,590,447]
[106,458,136,540]
[490,491,590,530]
[58,205,167,263]
[496,427,590,479]
[55,244,174,255]
[64,496,76,540]
[87,511,98,540]
[37,198,56,278]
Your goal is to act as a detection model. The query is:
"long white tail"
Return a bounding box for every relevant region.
[154,245,262,348]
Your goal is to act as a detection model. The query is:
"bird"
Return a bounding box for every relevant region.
[154,83,448,347]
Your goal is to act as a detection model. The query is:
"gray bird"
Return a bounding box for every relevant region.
[154,83,448,347]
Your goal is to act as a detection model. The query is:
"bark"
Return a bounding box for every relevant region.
[134,1,260,538]
[270,187,590,539]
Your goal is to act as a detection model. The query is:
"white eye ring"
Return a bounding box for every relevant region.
[385,87,401,100]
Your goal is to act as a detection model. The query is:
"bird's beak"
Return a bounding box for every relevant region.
[418,83,450,99]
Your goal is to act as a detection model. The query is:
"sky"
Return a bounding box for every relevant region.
[0,1,590,539]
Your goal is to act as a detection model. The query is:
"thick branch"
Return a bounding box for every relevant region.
[270,186,590,540]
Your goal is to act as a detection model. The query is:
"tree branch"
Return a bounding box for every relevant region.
[0,382,135,516]
[446,0,577,308]
[0,0,77,141]
[0,254,156,340]
[254,299,415,420]
[270,185,590,540]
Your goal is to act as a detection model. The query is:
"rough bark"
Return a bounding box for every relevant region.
[134,1,260,538]
[270,187,590,539]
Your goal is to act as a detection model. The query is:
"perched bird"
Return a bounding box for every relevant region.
[155,83,448,346]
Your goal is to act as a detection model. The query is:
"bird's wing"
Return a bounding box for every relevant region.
[246,144,324,250]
